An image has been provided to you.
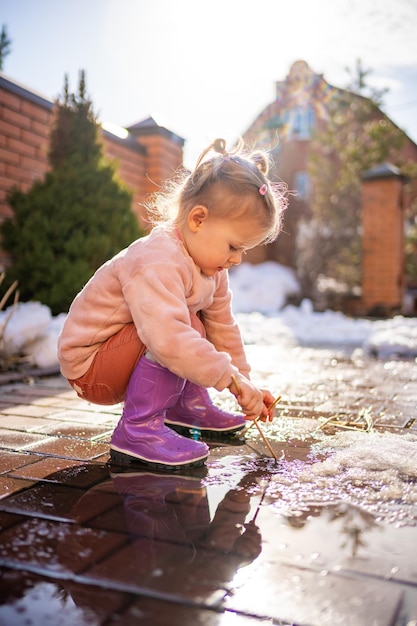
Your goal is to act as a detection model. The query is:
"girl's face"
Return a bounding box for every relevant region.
[183,205,270,277]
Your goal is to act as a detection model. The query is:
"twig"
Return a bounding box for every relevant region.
[231,375,279,462]
[253,419,278,461]
[316,408,373,433]
[0,277,19,353]
[0,289,19,338]
[0,278,18,311]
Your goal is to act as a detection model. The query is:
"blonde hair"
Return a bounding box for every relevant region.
[146,138,287,244]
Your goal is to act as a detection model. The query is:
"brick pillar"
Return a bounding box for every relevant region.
[127,116,184,202]
[361,163,406,316]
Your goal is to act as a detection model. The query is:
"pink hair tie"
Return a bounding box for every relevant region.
[259,184,267,196]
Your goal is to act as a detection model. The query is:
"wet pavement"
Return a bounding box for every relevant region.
[0,343,416,625]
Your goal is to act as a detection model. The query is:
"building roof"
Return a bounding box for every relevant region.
[127,116,185,145]
[0,74,183,150]
[362,162,408,181]
[0,72,54,110]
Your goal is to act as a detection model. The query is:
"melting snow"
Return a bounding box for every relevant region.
[0,262,416,368]
[262,423,417,526]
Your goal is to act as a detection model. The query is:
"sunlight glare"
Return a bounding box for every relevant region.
[101,121,129,139]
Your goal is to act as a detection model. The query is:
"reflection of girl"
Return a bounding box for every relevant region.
[110,469,262,569]
[58,138,287,470]
[55,467,263,614]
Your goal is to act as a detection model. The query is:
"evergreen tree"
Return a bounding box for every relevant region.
[1,71,141,314]
[0,25,11,70]
[297,60,413,299]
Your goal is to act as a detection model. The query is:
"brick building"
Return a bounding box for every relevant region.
[1,64,416,315]
[0,72,184,268]
[242,60,417,314]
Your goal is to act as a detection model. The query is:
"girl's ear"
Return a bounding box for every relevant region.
[187,205,208,232]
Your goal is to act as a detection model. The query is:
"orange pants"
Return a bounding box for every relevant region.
[67,314,205,406]
[67,323,146,405]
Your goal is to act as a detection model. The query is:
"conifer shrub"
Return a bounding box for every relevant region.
[1,71,141,314]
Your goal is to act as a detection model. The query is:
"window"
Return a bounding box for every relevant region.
[290,106,314,139]
[294,171,310,200]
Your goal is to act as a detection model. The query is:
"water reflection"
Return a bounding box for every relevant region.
[108,465,263,566]
[284,502,377,558]
[0,569,112,626]
[58,465,266,620]
[0,464,266,623]
[1,457,417,624]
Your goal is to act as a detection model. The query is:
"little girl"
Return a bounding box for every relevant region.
[58,138,287,470]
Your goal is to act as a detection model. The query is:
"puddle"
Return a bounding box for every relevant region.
[213,417,417,527]
[0,568,129,625]
[1,448,417,624]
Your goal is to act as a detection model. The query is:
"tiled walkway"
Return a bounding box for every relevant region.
[0,344,416,625]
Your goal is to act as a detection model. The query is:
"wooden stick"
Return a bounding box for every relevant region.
[253,419,278,461]
[230,374,241,394]
[231,375,279,462]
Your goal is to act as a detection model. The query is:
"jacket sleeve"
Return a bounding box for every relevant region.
[120,260,240,390]
[200,271,251,378]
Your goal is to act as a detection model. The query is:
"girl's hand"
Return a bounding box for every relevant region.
[229,376,274,421]
[228,375,277,421]
[260,388,276,422]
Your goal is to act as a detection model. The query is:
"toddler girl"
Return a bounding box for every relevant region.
[58,138,287,470]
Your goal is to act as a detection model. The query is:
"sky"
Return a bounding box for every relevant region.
[1,0,417,166]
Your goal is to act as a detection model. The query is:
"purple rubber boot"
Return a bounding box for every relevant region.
[165,381,245,439]
[110,357,209,470]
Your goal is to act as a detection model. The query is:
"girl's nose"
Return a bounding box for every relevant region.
[228,250,243,265]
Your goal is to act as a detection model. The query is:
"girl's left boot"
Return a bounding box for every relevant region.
[165,381,245,439]
[110,357,209,470]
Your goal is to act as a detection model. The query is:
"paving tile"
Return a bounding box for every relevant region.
[373,412,414,428]
[48,398,121,414]
[0,400,21,412]
[43,462,111,488]
[82,500,130,534]
[252,503,417,585]
[400,587,417,624]
[0,403,59,418]
[0,478,116,522]
[0,511,26,531]
[0,481,84,521]
[91,452,111,464]
[0,451,40,475]
[0,392,58,407]
[0,476,36,499]
[225,560,403,626]
[0,568,267,626]
[8,457,87,481]
[40,408,118,425]
[108,597,269,626]
[86,538,227,608]
[0,430,51,451]
[33,421,113,439]
[0,568,131,626]
[0,517,127,574]
[0,414,55,432]
[26,436,110,460]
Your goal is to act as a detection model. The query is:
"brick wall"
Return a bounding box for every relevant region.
[0,74,184,267]
[0,78,52,229]
[101,131,147,226]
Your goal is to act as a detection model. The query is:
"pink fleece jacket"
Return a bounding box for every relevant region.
[58,226,251,391]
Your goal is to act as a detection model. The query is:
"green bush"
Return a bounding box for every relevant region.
[1,72,141,314]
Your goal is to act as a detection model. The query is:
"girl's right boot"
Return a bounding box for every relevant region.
[110,356,209,470]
